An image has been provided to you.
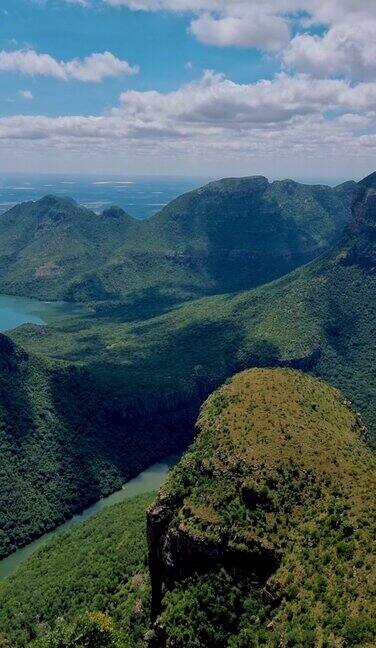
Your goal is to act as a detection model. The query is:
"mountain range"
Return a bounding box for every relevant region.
[0,171,375,647]
[13,172,376,443]
[0,177,355,307]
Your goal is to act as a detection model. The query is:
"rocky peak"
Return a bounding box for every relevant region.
[338,172,376,270]
[349,172,376,236]
[33,195,80,225]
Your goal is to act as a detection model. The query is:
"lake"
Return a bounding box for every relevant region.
[0,293,90,332]
[0,454,180,581]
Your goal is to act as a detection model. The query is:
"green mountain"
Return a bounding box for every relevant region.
[1,370,374,647]
[148,369,376,647]
[0,196,135,302]
[1,172,374,564]
[13,172,376,446]
[0,178,355,305]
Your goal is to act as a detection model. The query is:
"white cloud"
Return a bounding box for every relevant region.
[284,19,376,80]
[1,72,375,152]
[7,0,376,175]
[18,90,34,100]
[46,1,376,76]
[116,72,376,127]
[190,11,289,52]
[99,0,376,65]
[0,50,139,82]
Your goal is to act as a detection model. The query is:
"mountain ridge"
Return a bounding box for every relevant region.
[13,171,376,446]
[0,176,356,305]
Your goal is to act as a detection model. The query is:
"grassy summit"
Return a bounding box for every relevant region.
[0,178,354,305]
[148,369,376,647]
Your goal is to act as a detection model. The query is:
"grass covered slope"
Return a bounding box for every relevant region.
[0,493,153,648]
[0,178,354,304]
[148,369,376,648]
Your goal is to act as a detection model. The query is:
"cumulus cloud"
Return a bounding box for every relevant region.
[0,49,139,82]
[115,72,376,129]
[190,11,289,52]
[99,0,376,66]
[284,19,376,80]
[1,72,375,152]
[9,0,376,173]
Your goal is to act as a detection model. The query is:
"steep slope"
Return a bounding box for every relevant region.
[0,196,136,301]
[1,370,374,648]
[0,493,153,648]
[0,334,186,559]
[146,176,355,294]
[13,174,376,445]
[147,369,376,647]
[0,178,355,305]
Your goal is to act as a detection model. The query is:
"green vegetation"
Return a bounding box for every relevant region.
[1,370,374,648]
[0,493,153,648]
[0,178,354,307]
[0,172,372,560]
[0,173,375,648]
[148,368,376,647]
[13,174,376,445]
[0,333,185,558]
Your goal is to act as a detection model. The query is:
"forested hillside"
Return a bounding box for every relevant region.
[0,370,374,647]
[0,335,186,558]
[0,494,153,647]
[13,173,376,445]
[0,177,355,306]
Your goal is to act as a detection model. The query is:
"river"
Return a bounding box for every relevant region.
[0,454,180,581]
[0,294,180,581]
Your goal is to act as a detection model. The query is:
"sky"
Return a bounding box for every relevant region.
[0,0,375,179]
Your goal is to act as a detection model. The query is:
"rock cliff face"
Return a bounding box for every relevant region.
[146,369,376,647]
[342,171,376,270]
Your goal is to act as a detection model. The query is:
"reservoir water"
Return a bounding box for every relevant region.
[0,454,179,581]
[0,293,89,332]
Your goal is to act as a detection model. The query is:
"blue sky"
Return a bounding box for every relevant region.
[0,0,375,178]
[0,1,277,116]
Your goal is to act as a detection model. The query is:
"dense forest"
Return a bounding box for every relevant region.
[0,494,153,647]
